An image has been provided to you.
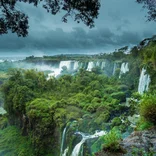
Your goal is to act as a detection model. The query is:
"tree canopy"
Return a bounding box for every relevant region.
[0,0,155,37]
[137,0,156,21]
[0,0,100,37]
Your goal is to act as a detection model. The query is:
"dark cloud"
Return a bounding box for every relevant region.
[0,27,149,54]
[0,0,156,56]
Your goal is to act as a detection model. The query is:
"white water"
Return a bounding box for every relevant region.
[71,131,106,156]
[113,62,117,75]
[138,68,150,94]
[60,127,67,156]
[48,61,72,78]
[62,147,69,156]
[48,68,61,78]
[0,107,6,115]
[96,61,100,67]
[73,61,79,71]
[119,62,129,78]
[59,61,72,70]
[87,62,94,71]
[0,60,4,63]
[71,138,86,156]
[101,61,106,69]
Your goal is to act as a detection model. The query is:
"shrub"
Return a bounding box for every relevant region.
[117,85,128,91]
[132,92,141,100]
[95,112,110,124]
[140,94,156,125]
[137,118,153,131]
[111,92,126,102]
[104,87,116,94]
[91,97,101,104]
[93,90,102,98]
[102,129,123,152]
[111,117,122,127]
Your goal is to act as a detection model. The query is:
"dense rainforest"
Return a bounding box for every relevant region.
[0,35,156,156]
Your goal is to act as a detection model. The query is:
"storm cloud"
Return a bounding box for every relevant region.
[0,0,156,56]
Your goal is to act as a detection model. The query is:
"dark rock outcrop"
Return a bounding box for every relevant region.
[95,127,156,156]
[121,127,156,155]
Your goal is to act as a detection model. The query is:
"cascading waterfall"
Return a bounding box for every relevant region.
[96,61,100,67]
[48,61,72,78]
[119,62,129,78]
[78,62,84,69]
[101,61,106,69]
[60,121,77,156]
[87,62,94,71]
[71,138,86,156]
[73,61,79,71]
[47,60,120,79]
[59,61,72,70]
[71,131,106,156]
[62,147,69,156]
[47,68,62,78]
[138,68,150,94]
[60,127,67,156]
[113,62,117,75]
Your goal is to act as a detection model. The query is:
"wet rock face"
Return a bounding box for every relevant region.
[121,127,156,155]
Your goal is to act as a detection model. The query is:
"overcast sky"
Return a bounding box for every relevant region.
[0,0,156,57]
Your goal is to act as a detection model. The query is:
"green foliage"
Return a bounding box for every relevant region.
[132,92,142,100]
[0,115,8,129]
[117,84,129,92]
[141,43,156,71]
[102,129,123,152]
[91,136,105,155]
[26,98,51,119]
[131,147,156,156]
[0,126,35,156]
[0,0,100,37]
[111,117,122,127]
[2,52,154,155]
[111,91,126,102]
[104,86,116,94]
[140,94,156,125]
[91,66,103,74]
[137,118,153,131]
[95,112,110,124]
[26,98,55,155]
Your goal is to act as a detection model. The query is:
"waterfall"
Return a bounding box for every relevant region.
[87,62,94,71]
[71,138,86,156]
[60,127,67,156]
[96,61,100,67]
[101,61,106,69]
[119,62,129,78]
[47,61,72,78]
[59,61,72,70]
[47,68,62,78]
[62,147,69,156]
[71,131,106,156]
[0,59,4,63]
[138,68,150,94]
[113,62,117,75]
[73,61,79,71]
[60,121,77,156]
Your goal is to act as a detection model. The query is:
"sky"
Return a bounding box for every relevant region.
[0,0,156,57]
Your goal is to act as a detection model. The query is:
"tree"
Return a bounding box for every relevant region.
[0,0,100,37]
[137,0,156,21]
[0,0,155,38]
